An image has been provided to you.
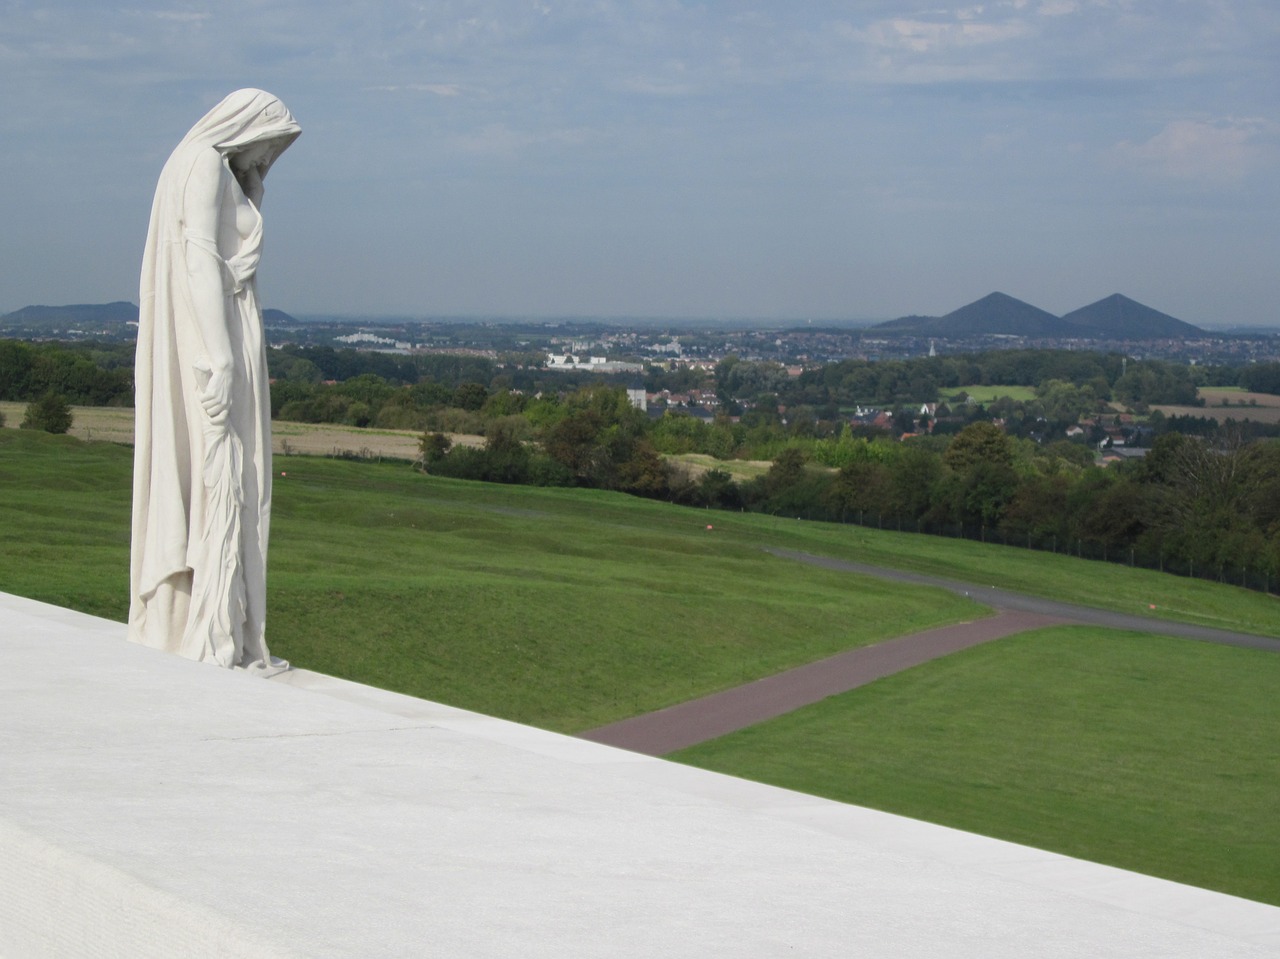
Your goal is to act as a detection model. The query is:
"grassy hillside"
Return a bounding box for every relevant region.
[7,431,1273,639]
[675,626,1280,905]
[0,431,981,730]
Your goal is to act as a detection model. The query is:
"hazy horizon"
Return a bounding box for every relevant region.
[8,292,1274,334]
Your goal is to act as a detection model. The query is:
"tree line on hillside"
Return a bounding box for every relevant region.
[7,339,1280,415]
[721,349,1208,412]
[5,336,1280,465]
[265,352,1277,451]
[0,340,134,405]
[263,347,1272,453]
[416,390,1280,590]
[268,363,1279,465]
[6,336,1280,451]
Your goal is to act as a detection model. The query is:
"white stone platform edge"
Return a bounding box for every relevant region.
[274,639,1280,951]
[4,589,1279,958]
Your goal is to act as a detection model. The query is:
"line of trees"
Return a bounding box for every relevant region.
[416,385,1280,588]
[7,340,1280,421]
[770,425,1280,588]
[714,349,1211,414]
[0,340,133,405]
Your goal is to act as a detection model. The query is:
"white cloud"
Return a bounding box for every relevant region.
[448,123,592,157]
[980,129,1023,153]
[1113,118,1270,181]
[146,11,211,23]
[619,76,694,97]
[366,83,462,97]
[862,16,1032,54]
[1037,1,1079,16]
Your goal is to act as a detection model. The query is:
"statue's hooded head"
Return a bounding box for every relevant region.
[176,88,301,179]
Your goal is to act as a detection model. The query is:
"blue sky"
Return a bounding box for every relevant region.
[3,1,1277,325]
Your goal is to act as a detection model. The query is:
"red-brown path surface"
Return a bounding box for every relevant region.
[579,548,1280,757]
[579,610,1067,756]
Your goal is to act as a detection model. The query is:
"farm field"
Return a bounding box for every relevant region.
[666,452,773,480]
[0,401,482,458]
[1154,388,1280,425]
[0,401,137,445]
[676,626,1280,905]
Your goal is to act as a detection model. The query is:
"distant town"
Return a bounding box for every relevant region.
[3,293,1279,373]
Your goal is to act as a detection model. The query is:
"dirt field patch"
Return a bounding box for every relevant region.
[667,453,773,480]
[1155,388,1280,425]
[0,402,483,459]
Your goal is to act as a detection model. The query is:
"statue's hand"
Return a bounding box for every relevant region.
[199,367,233,428]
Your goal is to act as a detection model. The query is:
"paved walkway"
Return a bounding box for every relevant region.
[766,549,1280,652]
[579,609,1067,755]
[581,549,1280,756]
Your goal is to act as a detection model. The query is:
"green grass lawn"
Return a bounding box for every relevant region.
[943,384,1039,404]
[0,431,981,731]
[674,626,1280,905]
[759,519,1279,636]
[667,452,773,480]
[0,431,135,618]
[8,430,1274,637]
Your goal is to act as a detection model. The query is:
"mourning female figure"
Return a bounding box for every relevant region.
[129,90,300,671]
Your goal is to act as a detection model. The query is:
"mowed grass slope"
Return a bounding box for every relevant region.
[267,471,985,730]
[0,432,134,617]
[675,626,1280,905]
[942,384,1038,404]
[0,431,980,731]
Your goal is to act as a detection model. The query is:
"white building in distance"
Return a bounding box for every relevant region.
[546,353,644,374]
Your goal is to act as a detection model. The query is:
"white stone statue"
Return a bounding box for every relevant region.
[129,89,300,672]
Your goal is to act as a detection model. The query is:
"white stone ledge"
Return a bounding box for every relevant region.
[2,591,1278,958]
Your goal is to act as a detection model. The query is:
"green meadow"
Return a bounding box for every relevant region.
[758,519,1277,636]
[943,384,1039,404]
[0,431,981,730]
[3,430,1278,902]
[666,452,773,480]
[675,627,1280,905]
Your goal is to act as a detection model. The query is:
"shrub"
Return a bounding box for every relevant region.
[20,392,73,434]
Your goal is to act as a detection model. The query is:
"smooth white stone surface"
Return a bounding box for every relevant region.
[2,590,1278,958]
